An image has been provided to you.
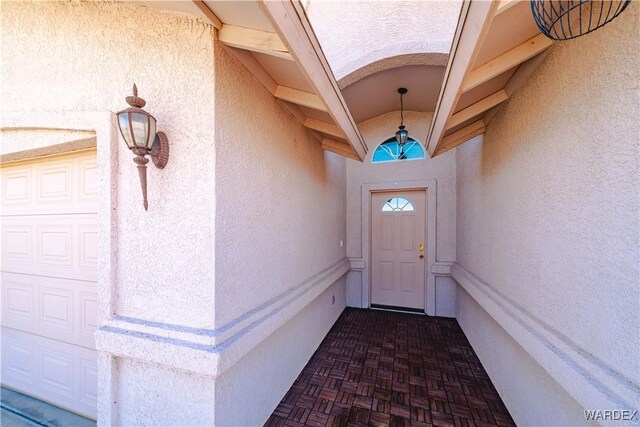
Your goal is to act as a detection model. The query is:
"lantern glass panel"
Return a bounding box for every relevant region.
[117,113,135,148]
[395,128,408,146]
[147,118,157,150]
[130,112,151,148]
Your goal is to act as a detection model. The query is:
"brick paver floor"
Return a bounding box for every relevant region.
[265,308,515,427]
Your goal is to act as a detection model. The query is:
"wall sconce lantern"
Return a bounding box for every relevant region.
[395,87,409,159]
[116,84,169,210]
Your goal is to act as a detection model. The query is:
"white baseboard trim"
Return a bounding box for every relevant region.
[452,263,639,412]
[96,258,349,377]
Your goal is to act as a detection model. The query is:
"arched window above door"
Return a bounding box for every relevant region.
[372,137,425,163]
[381,197,414,212]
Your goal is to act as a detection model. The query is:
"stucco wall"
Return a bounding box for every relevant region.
[215,277,346,426]
[213,41,348,327]
[1,0,217,329]
[456,288,587,426]
[211,40,350,423]
[1,2,220,424]
[346,111,457,316]
[115,357,216,426]
[455,5,639,423]
[305,0,461,80]
[3,2,352,424]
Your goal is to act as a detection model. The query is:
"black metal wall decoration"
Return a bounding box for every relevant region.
[531,0,631,41]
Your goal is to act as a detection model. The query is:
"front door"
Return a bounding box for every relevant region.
[371,190,426,311]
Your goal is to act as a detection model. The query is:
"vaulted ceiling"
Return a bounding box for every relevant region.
[129,0,554,161]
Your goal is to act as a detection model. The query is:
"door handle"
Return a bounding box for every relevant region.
[418,243,425,252]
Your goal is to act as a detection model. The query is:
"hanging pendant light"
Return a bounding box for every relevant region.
[395,88,409,158]
[531,0,631,41]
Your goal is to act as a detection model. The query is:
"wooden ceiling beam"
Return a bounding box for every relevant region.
[192,0,223,30]
[274,86,328,112]
[225,47,278,94]
[496,0,520,16]
[446,89,508,130]
[436,120,486,156]
[483,49,551,125]
[426,0,498,157]
[261,0,367,161]
[321,138,360,161]
[303,118,346,140]
[218,25,293,61]
[462,33,553,93]
[504,49,551,97]
[222,46,324,139]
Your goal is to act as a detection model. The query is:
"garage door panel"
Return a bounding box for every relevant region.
[3,225,33,263]
[3,334,35,385]
[3,280,35,323]
[79,357,98,407]
[40,286,74,333]
[1,328,97,418]
[39,225,73,267]
[38,161,73,204]
[1,150,97,419]
[40,348,75,398]
[2,215,97,281]
[79,292,98,342]
[78,158,98,201]
[1,152,97,216]
[2,169,31,205]
[2,273,97,350]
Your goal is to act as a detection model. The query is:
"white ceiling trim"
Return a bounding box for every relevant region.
[426,0,497,157]
[260,0,367,160]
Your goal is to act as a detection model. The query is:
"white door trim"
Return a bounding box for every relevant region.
[1,110,119,424]
[361,179,437,315]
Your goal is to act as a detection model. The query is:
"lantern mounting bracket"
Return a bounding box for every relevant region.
[150,131,169,169]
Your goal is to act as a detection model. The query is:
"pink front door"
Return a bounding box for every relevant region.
[371,190,426,310]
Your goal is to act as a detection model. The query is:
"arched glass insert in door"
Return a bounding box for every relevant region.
[372,137,425,163]
[381,197,414,212]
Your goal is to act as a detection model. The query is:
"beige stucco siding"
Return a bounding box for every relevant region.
[212,40,348,424]
[2,3,220,423]
[213,40,347,327]
[1,1,218,329]
[455,5,639,423]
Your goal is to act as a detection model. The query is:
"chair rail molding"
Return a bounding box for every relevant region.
[95,258,350,377]
[451,263,639,412]
[349,258,366,270]
[431,261,453,276]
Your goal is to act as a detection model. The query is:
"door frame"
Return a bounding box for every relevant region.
[361,180,437,315]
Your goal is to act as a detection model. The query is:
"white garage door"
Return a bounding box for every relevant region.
[1,150,98,419]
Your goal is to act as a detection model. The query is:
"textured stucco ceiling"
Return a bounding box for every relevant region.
[304,0,462,80]
[343,65,446,123]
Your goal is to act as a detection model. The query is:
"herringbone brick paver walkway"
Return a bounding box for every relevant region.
[265,308,515,427]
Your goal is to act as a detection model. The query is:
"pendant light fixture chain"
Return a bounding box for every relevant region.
[398,87,407,127]
[395,87,409,149]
